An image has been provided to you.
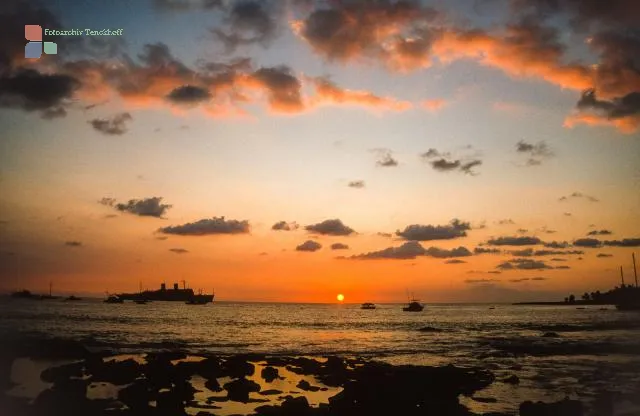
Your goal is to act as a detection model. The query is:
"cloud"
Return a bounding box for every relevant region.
[169,248,189,254]
[554,265,571,269]
[488,271,502,274]
[509,278,530,283]
[487,236,542,246]
[550,258,566,262]
[99,197,117,207]
[115,197,172,218]
[309,76,411,111]
[510,248,583,256]
[425,246,472,258]
[305,219,355,236]
[531,276,547,281]
[373,149,399,167]
[420,148,482,175]
[597,253,613,258]
[293,1,440,71]
[558,192,599,202]
[272,221,299,231]
[330,243,349,250]
[573,238,602,248]
[166,85,212,105]
[587,229,612,236]
[497,258,553,270]
[421,99,447,111]
[377,232,393,238]
[474,247,502,254]
[347,180,365,189]
[296,240,322,252]
[445,259,467,264]
[248,66,305,113]
[159,216,250,235]
[349,241,426,260]
[64,241,83,247]
[89,112,133,135]
[497,219,516,225]
[211,1,279,53]
[515,140,553,166]
[396,219,471,241]
[0,69,80,117]
[153,0,223,11]
[465,279,499,284]
[604,238,640,247]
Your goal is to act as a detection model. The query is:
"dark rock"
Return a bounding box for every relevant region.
[519,398,584,416]
[260,389,283,395]
[25,338,92,360]
[223,377,261,402]
[174,379,197,402]
[146,351,187,362]
[419,326,443,332]
[143,356,178,389]
[262,366,280,382]
[40,361,84,383]
[88,358,141,385]
[472,396,497,403]
[297,379,321,392]
[222,356,255,378]
[156,390,186,416]
[204,377,222,392]
[255,395,312,416]
[117,379,154,412]
[501,374,520,385]
[34,378,91,416]
[542,332,560,338]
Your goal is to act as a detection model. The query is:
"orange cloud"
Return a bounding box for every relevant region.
[421,99,447,112]
[563,113,639,134]
[309,77,412,112]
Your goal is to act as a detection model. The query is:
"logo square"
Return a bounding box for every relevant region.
[44,42,57,55]
[25,41,42,59]
[25,25,42,41]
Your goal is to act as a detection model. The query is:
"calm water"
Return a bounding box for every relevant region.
[2,298,640,412]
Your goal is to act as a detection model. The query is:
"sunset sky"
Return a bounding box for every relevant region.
[1,0,639,302]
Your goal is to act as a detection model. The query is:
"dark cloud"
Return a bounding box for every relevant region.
[564,212,572,216]
[64,241,83,247]
[573,238,603,248]
[517,228,528,234]
[425,246,472,258]
[474,247,502,254]
[377,232,393,238]
[431,158,460,171]
[348,180,366,189]
[487,236,542,246]
[554,265,571,269]
[510,248,583,256]
[89,113,133,135]
[374,149,399,167]
[587,229,612,236]
[272,221,299,231]
[349,241,426,260]
[550,258,566,262]
[422,149,482,175]
[305,219,355,236]
[166,85,212,105]
[153,0,222,11]
[296,240,322,252]
[331,243,349,250]
[516,140,553,166]
[488,271,502,274]
[421,148,450,159]
[396,219,471,241]
[0,69,80,116]
[169,248,189,254]
[531,276,547,281]
[251,66,304,113]
[159,216,250,235]
[558,192,599,202]
[115,197,172,218]
[597,253,613,258]
[465,279,499,284]
[497,219,516,225]
[99,197,117,207]
[445,259,467,264]
[212,1,279,52]
[497,258,553,270]
[544,241,569,249]
[604,238,640,247]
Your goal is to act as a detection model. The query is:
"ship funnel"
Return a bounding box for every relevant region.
[173,283,179,290]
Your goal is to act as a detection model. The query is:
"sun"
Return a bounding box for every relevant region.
[336,293,345,302]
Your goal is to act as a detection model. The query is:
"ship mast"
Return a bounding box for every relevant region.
[633,253,638,288]
[620,266,625,287]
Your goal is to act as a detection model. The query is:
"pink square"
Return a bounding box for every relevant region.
[25,25,42,41]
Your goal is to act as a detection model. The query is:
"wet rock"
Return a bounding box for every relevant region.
[146,350,187,362]
[156,390,186,416]
[40,361,84,383]
[143,356,178,389]
[519,398,584,416]
[297,379,321,392]
[34,378,91,416]
[174,378,198,402]
[262,366,280,382]
[255,395,312,416]
[25,338,92,360]
[88,358,141,385]
[223,377,261,402]
[204,377,222,392]
[117,379,154,412]
[260,389,283,395]
[472,396,497,403]
[501,374,520,385]
[542,332,560,338]
[222,356,255,378]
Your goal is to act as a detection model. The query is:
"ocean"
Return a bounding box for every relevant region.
[2,298,640,414]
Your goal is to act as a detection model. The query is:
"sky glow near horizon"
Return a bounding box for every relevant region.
[0,0,639,302]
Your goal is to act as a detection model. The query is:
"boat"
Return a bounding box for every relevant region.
[104,295,124,304]
[361,302,376,310]
[117,281,214,303]
[134,298,149,305]
[615,253,640,311]
[64,295,81,301]
[11,290,36,299]
[403,299,424,312]
[186,288,214,305]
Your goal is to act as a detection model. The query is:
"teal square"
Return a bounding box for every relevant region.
[44,42,57,55]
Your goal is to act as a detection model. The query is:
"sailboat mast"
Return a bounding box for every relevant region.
[49,281,52,297]
[633,253,638,288]
[620,266,625,287]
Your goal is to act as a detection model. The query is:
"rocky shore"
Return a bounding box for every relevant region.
[0,337,601,416]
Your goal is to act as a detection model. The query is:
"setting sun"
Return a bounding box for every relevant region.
[337,294,345,302]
